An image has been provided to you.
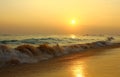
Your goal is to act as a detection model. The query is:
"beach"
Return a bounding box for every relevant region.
[0,45,120,77]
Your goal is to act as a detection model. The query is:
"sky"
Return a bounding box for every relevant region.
[0,0,120,35]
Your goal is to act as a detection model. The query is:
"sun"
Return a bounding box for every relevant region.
[71,20,76,24]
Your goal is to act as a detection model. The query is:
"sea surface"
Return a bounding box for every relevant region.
[0,34,120,77]
[0,34,120,47]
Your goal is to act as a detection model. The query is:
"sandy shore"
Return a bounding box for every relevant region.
[0,43,120,77]
[0,43,120,68]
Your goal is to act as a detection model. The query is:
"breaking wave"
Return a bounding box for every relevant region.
[0,37,103,45]
[0,39,119,67]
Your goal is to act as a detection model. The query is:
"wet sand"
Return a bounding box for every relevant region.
[0,45,120,77]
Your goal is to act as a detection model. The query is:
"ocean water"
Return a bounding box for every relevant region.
[0,34,120,67]
[0,34,119,47]
[0,34,120,77]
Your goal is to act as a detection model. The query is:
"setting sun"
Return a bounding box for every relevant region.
[71,20,76,24]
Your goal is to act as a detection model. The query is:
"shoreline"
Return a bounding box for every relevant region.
[0,42,120,69]
[0,45,120,77]
[0,41,120,68]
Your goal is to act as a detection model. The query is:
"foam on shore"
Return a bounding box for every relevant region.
[0,40,119,67]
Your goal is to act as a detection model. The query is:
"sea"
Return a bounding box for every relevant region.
[0,34,119,47]
[0,34,120,77]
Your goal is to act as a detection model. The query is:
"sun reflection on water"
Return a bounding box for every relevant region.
[70,34,76,39]
[74,65,84,77]
[70,61,86,77]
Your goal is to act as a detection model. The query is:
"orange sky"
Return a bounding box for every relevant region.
[0,0,120,35]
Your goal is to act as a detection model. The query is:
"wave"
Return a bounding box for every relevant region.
[0,37,100,45]
[0,39,118,67]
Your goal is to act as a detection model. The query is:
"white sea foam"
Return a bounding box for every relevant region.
[0,39,119,68]
[0,35,119,67]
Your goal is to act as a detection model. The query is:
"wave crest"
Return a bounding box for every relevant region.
[0,40,119,67]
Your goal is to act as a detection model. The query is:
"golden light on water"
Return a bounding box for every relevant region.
[70,61,86,77]
[73,66,85,77]
[70,34,76,39]
[73,64,85,77]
